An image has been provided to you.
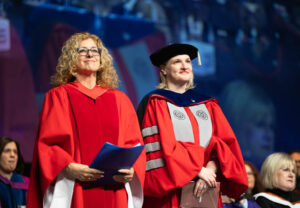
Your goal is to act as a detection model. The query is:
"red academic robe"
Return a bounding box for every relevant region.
[27,82,146,208]
[137,89,248,208]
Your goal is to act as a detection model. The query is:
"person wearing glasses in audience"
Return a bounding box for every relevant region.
[137,43,248,208]
[27,32,146,208]
[0,137,29,208]
[254,152,300,208]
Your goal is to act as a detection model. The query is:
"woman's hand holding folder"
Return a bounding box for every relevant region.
[112,167,134,183]
[64,162,104,181]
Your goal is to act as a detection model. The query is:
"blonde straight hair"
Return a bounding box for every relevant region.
[260,152,296,189]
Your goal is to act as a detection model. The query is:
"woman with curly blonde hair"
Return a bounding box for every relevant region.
[27,32,146,208]
[52,32,119,88]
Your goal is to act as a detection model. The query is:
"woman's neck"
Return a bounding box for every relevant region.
[0,170,13,180]
[167,82,187,94]
[75,72,97,89]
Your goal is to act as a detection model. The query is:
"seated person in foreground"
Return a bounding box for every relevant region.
[254,152,300,207]
[0,136,29,208]
[223,161,263,208]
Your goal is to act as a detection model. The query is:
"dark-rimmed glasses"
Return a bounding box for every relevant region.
[76,47,101,56]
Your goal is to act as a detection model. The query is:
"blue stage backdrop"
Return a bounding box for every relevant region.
[1,1,299,169]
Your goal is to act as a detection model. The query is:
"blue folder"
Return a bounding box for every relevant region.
[89,142,144,185]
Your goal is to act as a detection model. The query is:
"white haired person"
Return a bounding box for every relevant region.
[254,152,300,207]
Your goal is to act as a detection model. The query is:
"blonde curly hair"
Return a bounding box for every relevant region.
[51,32,119,88]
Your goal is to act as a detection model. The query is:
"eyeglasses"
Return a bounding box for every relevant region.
[76,47,101,56]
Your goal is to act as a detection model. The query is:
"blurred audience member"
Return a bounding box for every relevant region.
[222,161,263,208]
[110,0,171,42]
[220,80,275,168]
[0,136,29,208]
[254,152,300,207]
[244,161,265,196]
[289,150,300,194]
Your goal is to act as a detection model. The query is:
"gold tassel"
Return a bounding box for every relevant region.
[197,51,201,66]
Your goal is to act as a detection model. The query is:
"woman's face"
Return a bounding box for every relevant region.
[274,164,296,191]
[0,142,18,174]
[246,164,255,191]
[162,54,193,88]
[76,38,101,74]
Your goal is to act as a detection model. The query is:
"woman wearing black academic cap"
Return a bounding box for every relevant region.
[137,44,248,208]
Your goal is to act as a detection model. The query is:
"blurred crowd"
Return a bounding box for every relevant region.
[2,0,300,44]
[222,152,300,208]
